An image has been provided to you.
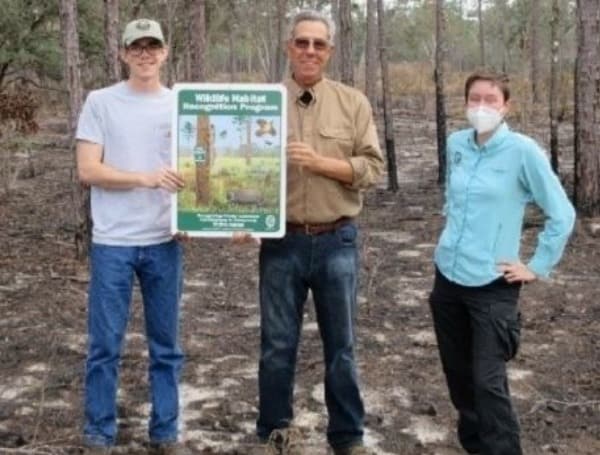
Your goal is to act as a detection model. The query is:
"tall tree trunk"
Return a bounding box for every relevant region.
[163,0,178,86]
[530,0,542,103]
[58,0,89,258]
[549,0,560,174]
[228,28,236,82]
[435,0,447,186]
[478,0,485,67]
[377,0,398,192]
[339,0,354,86]
[104,0,120,84]
[274,0,287,81]
[330,0,341,80]
[59,0,83,135]
[189,0,206,81]
[183,13,192,82]
[574,0,600,216]
[497,0,509,72]
[365,0,378,110]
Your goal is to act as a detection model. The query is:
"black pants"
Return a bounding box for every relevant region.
[429,268,522,455]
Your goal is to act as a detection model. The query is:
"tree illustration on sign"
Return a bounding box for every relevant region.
[232,115,252,165]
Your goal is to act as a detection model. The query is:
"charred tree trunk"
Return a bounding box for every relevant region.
[58,0,90,258]
[104,0,120,84]
[189,0,206,81]
[377,0,398,192]
[530,0,542,103]
[574,0,600,215]
[365,0,378,110]
[339,0,354,86]
[435,0,447,186]
[549,0,560,174]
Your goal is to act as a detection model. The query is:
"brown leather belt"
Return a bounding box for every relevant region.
[286,217,353,235]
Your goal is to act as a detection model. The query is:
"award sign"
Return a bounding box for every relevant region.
[171,83,287,237]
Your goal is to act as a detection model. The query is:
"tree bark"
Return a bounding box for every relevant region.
[574,0,600,216]
[163,0,178,86]
[497,0,509,72]
[339,0,354,86]
[377,0,398,192]
[274,0,288,81]
[228,29,236,82]
[330,0,341,80]
[189,0,206,81]
[365,0,378,110]
[59,0,83,135]
[435,0,447,186]
[530,0,542,103]
[478,0,485,67]
[58,0,90,258]
[104,0,120,84]
[549,0,560,174]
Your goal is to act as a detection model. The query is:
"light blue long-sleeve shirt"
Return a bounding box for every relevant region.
[434,122,576,286]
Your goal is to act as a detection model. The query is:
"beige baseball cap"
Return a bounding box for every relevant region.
[122,18,165,47]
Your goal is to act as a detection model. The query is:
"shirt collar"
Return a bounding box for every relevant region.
[287,76,326,106]
[467,121,510,152]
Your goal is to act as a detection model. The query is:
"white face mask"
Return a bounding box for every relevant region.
[466,105,504,133]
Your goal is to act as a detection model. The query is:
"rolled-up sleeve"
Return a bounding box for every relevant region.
[347,95,384,189]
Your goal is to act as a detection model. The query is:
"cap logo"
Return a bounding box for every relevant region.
[136,20,151,30]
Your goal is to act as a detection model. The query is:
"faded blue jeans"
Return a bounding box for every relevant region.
[257,222,365,450]
[83,240,184,447]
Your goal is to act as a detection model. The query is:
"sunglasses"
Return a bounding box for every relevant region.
[126,40,164,57]
[292,37,330,52]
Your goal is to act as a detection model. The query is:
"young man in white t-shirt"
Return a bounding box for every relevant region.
[76,18,185,454]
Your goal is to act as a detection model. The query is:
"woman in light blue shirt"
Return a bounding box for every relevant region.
[429,71,575,455]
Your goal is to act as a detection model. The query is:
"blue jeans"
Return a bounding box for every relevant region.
[257,222,365,450]
[84,240,184,447]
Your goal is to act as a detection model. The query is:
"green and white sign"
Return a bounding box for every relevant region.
[171,83,287,238]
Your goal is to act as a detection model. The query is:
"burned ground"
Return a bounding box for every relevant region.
[1,105,599,454]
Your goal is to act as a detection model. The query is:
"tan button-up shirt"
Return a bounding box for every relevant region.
[285,77,384,224]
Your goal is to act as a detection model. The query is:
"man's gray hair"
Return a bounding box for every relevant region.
[287,10,336,44]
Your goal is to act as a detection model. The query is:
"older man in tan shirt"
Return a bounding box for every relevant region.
[255,9,383,455]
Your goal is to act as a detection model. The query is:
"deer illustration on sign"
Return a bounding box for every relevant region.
[255,119,276,137]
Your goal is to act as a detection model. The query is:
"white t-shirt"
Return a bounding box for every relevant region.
[76,81,173,246]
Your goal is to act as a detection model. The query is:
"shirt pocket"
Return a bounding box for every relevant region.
[318,126,354,158]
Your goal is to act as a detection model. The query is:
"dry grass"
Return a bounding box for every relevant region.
[380,62,575,126]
